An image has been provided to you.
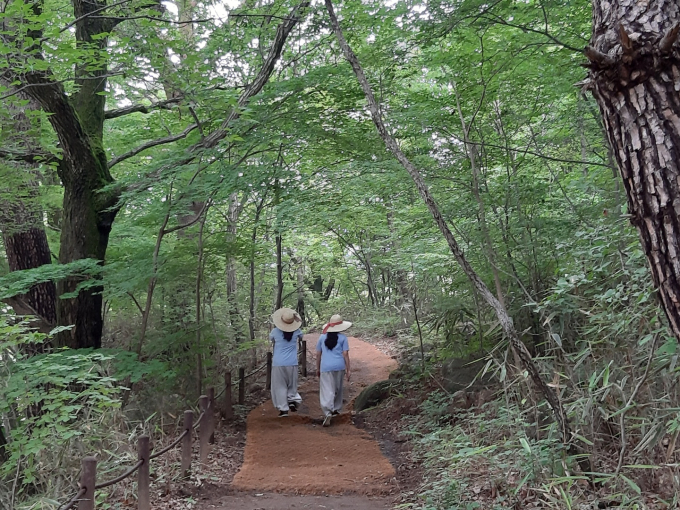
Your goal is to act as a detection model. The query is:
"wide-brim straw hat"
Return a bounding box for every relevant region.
[272,307,302,332]
[322,314,352,333]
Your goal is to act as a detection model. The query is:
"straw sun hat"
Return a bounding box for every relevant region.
[322,314,352,334]
[271,307,302,332]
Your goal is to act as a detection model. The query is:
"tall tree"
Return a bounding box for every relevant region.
[0,0,308,348]
[584,2,680,343]
[324,0,587,465]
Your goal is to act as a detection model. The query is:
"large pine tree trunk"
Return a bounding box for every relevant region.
[585,1,680,340]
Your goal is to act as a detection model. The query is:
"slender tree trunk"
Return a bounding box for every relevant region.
[585,0,680,343]
[249,199,266,342]
[325,0,583,460]
[226,192,243,341]
[386,201,410,308]
[322,278,335,301]
[196,215,206,396]
[275,231,283,310]
[296,258,306,326]
[455,88,506,308]
[137,208,171,355]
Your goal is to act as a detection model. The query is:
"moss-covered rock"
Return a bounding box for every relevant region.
[354,379,395,412]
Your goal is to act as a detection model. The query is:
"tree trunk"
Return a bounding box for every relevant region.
[455,87,506,308]
[56,180,118,349]
[16,0,120,349]
[2,225,56,327]
[386,202,409,308]
[0,103,56,333]
[226,192,244,341]
[325,0,584,463]
[275,231,283,310]
[196,215,206,396]
[0,91,57,332]
[249,198,267,342]
[296,259,306,326]
[322,278,335,301]
[585,0,680,342]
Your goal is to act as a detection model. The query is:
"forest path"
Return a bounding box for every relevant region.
[200,335,397,509]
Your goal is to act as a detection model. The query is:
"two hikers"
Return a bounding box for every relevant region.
[270,308,352,426]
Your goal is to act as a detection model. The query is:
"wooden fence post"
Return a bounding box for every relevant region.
[238,367,245,405]
[301,340,307,377]
[266,352,272,390]
[207,386,215,444]
[181,410,193,478]
[223,371,233,421]
[199,395,210,463]
[79,456,96,510]
[137,435,150,510]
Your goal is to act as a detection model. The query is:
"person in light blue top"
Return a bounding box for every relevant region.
[316,314,352,427]
[270,308,304,417]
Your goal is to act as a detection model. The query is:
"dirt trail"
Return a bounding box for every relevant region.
[229,335,397,499]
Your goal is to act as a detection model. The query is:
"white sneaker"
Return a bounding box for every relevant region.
[322,415,332,427]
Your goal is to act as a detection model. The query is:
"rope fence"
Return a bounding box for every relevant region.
[55,344,305,510]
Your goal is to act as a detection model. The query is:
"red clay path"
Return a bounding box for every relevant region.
[231,334,398,495]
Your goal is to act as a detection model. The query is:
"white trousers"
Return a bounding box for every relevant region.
[271,365,302,411]
[319,370,345,417]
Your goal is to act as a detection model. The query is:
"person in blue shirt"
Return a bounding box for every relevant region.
[315,314,352,427]
[270,307,304,417]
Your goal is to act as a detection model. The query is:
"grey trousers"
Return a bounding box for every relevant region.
[271,365,302,411]
[319,370,345,417]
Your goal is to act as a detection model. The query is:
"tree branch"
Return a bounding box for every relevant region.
[126,291,144,316]
[104,97,183,119]
[584,46,616,66]
[3,295,55,334]
[480,13,584,53]
[191,1,309,151]
[0,148,57,164]
[123,3,308,192]
[108,123,199,168]
[660,22,680,53]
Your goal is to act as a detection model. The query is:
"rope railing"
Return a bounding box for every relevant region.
[55,344,312,510]
[60,487,87,510]
[95,459,144,489]
[149,429,188,460]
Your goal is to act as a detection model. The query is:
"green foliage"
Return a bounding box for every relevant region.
[1,0,679,505]
[0,259,102,299]
[0,315,171,496]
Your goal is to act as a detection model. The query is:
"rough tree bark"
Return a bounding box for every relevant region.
[583,1,680,343]
[1,220,56,332]
[325,0,585,462]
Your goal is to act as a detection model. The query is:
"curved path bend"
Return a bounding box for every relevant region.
[231,334,397,496]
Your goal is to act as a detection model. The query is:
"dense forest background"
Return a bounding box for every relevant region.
[2,0,680,507]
